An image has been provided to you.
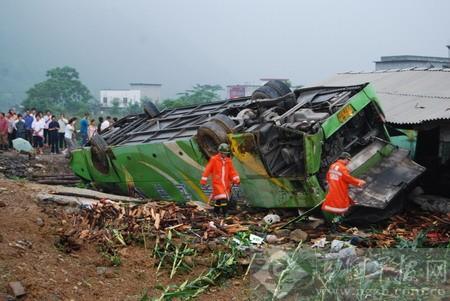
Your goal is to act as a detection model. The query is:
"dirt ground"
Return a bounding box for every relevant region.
[0,178,251,300]
[1,152,449,300]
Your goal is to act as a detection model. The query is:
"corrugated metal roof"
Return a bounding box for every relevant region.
[316,68,450,125]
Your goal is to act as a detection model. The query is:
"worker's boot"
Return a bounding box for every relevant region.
[213,205,221,216]
[330,215,344,233]
[221,205,228,217]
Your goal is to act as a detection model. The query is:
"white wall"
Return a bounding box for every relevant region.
[129,84,161,103]
[100,90,141,108]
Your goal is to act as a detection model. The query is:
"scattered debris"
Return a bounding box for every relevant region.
[265,234,279,244]
[330,239,345,252]
[0,155,32,178]
[36,217,44,226]
[0,152,76,182]
[96,266,114,278]
[311,237,328,248]
[32,174,81,185]
[8,281,26,298]
[37,193,98,208]
[289,229,308,242]
[365,210,450,247]
[249,234,264,245]
[0,293,15,301]
[273,229,290,238]
[54,235,81,253]
[9,240,33,250]
[48,186,143,203]
[263,214,280,225]
[413,194,450,213]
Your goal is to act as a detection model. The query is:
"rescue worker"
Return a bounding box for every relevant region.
[321,152,366,224]
[200,143,240,215]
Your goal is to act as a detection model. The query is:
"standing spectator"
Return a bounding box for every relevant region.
[24,110,34,143]
[15,114,27,140]
[32,113,45,155]
[7,112,17,149]
[0,113,8,150]
[58,114,68,150]
[79,112,89,146]
[48,115,60,154]
[97,116,104,133]
[100,116,111,132]
[30,108,36,119]
[88,119,97,140]
[64,117,77,158]
[43,111,52,145]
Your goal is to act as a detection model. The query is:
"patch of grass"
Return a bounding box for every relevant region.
[153,230,196,278]
[138,289,150,301]
[395,230,427,249]
[155,239,239,300]
[98,242,122,267]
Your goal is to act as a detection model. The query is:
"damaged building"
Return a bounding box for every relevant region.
[319,68,450,201]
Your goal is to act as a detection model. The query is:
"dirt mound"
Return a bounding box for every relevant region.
[0,179,251,300]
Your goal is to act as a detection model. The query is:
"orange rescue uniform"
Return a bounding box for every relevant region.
[321,159,364,215]
[200,154,240,201]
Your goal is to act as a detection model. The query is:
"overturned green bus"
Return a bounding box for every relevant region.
[70,81,424,223]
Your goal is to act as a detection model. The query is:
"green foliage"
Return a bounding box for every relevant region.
[395,230,427,249]
[156,239,239,300]
[101,250,122,266]
[22,66,96,115]
[153,230,195,278]
[139,290,150,301]
[126,102,143,115]
[110,98,121,116]
[160,84,223,109]
[98,240,122,266]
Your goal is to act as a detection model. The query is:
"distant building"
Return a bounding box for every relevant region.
[227,78,290,98]
[226,84,260,98]
[375,45,450,70]
[100,89,141,108]
[129,83,162,103]
[100,82,162,108]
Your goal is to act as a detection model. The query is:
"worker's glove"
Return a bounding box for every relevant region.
[358,180,366,187]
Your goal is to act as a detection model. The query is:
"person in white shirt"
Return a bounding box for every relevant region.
[58,114,68,149]
[64,117,78,158]
[43,111,52,146]
[32,114,45,155]
[100,116,111,132]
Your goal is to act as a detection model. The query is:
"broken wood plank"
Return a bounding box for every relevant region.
[36,193,98,207]
[36,180,81,185]
[48,186,146,203]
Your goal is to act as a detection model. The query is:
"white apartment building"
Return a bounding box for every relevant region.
[100,83,162,108]
[129,83,162,103]
[100,89,141,108]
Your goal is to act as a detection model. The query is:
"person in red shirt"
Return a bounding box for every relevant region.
[0,113,9,150]
[200,143,240,215]
[321,152,366,223]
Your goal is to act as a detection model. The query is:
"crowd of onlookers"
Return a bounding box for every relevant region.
[0,108,118,157]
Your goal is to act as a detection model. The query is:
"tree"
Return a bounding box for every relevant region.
[160,84,223,109]
[110,98,121,116]
[22,66,95,115]
[126,102,142,115]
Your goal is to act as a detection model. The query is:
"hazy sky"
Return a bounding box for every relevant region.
[1,0,449,103]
